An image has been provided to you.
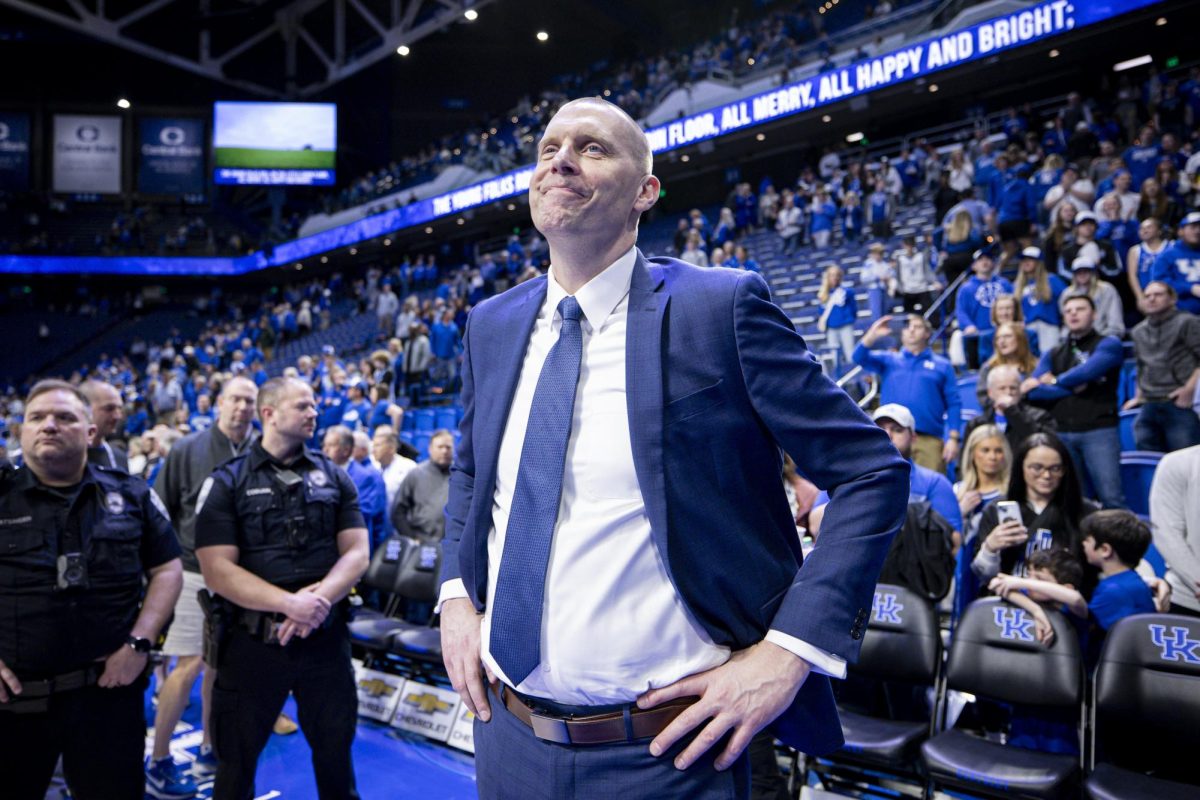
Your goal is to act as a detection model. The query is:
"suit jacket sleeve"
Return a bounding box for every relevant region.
[442,313,476,588]
[732,271,910,662]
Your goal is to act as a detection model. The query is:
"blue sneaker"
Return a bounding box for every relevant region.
[145,756,197,799]
[190,745,217,778]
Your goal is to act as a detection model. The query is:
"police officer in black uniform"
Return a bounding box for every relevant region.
[196,376,369,800]
[0,379,183,800]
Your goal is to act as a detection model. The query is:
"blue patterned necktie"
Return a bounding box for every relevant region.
[489,295,585,685]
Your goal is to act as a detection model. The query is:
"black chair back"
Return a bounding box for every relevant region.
[853,584,941,685]
[1093,613,1200,779]
[361,535,412,593]
[946,597,1081,708]
[394,539,442,603]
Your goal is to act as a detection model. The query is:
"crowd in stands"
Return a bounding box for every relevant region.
[0,193,259,257]
[322,0,917,216]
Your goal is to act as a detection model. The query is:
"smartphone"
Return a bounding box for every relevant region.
[996,500,1022,526]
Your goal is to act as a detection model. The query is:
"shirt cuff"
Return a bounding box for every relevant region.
[436,578,469,613]
[765,630,848,680]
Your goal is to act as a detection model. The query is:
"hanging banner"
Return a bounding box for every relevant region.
[0,113,31,192]
[53,114,122,194]
[138,117,205,195]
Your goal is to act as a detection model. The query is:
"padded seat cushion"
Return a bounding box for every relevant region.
[1085,763,1199,800]
[921,729,1078,799]
[348,617,407,649]
[837,710,928,765]
[390,627,443,661]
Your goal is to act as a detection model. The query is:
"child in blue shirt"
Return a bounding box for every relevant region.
[991,511,1161,666]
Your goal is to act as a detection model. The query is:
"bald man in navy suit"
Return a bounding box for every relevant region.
[440,97,909,799]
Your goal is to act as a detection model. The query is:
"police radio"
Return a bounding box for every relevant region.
[56,552,89,591]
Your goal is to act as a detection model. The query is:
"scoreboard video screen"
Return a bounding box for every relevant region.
[212,101,337,186]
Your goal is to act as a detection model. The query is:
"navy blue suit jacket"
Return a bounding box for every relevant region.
[443,251,909,755]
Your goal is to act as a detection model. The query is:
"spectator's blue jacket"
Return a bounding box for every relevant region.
[1123,143,1161,190]
[1151,239,1200,315]
[841,205,863,237]
[346,458,388,545]
[957,275,1015,332]
[997,177,1036,223]
[811,201,837,233]
[430,321,462,360]
[852,344,961,439]
[821,286,858,329]
[1020,274,1068,326]
[909,461,964,533]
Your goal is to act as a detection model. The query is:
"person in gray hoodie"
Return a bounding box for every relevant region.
[1126,281,1200,452]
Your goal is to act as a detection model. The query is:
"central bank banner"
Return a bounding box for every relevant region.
[0,113,31,191]
[53,114,122,194]
[138,117,205,195]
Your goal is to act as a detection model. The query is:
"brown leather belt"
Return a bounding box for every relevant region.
[500,685,696,746]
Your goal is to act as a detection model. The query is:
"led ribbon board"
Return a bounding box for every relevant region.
[0,0,1162,275]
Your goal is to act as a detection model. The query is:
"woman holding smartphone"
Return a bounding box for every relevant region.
[969,432,1097,586]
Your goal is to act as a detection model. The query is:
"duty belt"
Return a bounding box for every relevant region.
[1,664,104,714]
[234,604,342,644]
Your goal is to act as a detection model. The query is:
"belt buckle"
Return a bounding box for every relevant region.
[529,711,571,744]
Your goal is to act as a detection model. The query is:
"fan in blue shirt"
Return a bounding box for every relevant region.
[853,314,962,467]
[1150,213,1200,314]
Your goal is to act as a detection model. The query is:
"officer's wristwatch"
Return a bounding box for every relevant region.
[126,635,152,654]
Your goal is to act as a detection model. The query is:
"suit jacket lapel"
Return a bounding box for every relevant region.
[474,277,546,516]
[626,251,670,555]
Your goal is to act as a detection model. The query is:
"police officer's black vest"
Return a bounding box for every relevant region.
[0,464,148,674]
[1047,329,1120,433]
[224,451,344,590]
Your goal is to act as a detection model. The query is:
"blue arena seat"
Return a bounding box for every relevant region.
[1117,410,1138,452]
[1119,451,1161,518]
[413,408,436,433]
[434,407,458,431]
[921,598,1084,799]
[1086,614,1200,799]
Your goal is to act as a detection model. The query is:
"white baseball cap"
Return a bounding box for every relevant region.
[872,403,916,431]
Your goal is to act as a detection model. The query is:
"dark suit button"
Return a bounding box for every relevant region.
[851,629,862,640]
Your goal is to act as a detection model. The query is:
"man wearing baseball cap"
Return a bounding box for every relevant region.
[871,404,963,543]
[1151,212,1200,315]
[1060,211,1123,293]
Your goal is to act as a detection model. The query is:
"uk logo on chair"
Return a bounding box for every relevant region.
[992,607,1035,642]
[872,591,904,625]
[1148,624,1200,665]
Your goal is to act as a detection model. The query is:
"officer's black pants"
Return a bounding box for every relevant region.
[211,622,359,800]
[0,676,146,800]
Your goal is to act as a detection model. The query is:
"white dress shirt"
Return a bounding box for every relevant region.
[373,454,417,510]
[442,247,844,705]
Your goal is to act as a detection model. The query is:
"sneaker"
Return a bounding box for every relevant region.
[190,745,217,778]
[145,756,197,799]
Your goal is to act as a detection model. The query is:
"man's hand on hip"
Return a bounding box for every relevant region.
[441,597,495,722]
[637,640,811,771]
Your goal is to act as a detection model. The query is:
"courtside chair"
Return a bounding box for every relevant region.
[1085,613,1200,800]
[920,597,1084,800]
[806,584,943,797]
